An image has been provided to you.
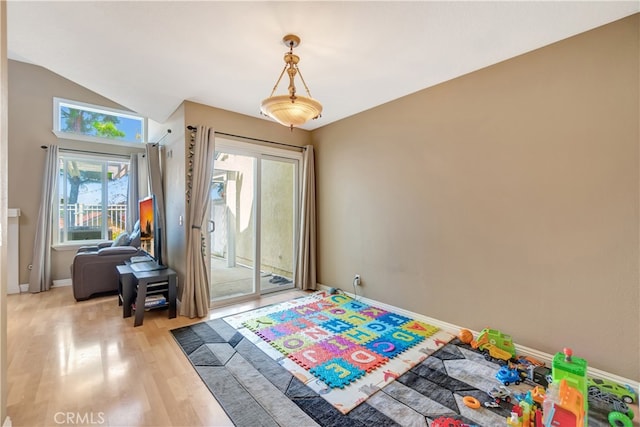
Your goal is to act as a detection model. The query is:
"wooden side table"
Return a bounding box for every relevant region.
[117,265,177,327]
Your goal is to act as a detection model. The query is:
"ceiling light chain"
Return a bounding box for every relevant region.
[261,34,323,130]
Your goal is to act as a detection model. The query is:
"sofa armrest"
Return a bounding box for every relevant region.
[97,246,139,256]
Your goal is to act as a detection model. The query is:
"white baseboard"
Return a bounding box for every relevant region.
[52,278,72,287]
[316,283,639,393]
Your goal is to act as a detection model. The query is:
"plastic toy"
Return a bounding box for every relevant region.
[551,348,588,424]
[531,385,546,404]
[588,386,635,420]
[482,343,513,364]
[484,401,501,408]
[517,355,545,367]
[496,366,522,386]
[463,395,480,409]
[522,365,552,388]
[542,378,585,427]
[488,385,512,403]
[471,328,517,359]
[608,411,633,427]
[459,328,473,344]
[587,377,637,404]
[430,417,467,427]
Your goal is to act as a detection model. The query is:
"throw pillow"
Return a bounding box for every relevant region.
[128,228,141,248]
[111,232,130,247]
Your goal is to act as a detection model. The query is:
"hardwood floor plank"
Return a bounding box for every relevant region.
[7,286,307,426]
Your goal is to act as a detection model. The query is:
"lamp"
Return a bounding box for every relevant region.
[261,34,322,130]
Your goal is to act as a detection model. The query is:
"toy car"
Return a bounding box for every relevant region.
[484,401,501,408]
[516,355,545,367]
[488,385,512,403]
[587,377,637,404]
[496,366,522,386]
[482,344,512,365]
[588,386,635,420]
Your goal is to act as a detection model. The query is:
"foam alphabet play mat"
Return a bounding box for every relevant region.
[224,291,456,413]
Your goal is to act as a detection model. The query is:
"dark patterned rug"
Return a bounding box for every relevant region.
[171,317,636,427]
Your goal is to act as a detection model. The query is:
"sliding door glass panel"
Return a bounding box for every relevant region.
[210,152,257,301]
[260,157,296,293]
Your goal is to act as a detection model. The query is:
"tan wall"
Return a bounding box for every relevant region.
[311,15,639,380]
[184,101,311,149]
[8,60,143,284]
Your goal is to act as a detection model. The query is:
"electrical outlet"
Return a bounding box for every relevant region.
[354,274,361,286]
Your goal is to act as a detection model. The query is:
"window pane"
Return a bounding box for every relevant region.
[58,155,129,243]
[56,98,145,143]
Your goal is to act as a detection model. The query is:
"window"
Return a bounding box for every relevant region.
[53,98,146,144]
[56,152,130,244]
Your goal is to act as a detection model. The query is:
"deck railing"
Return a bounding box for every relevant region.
[62,203,127,240]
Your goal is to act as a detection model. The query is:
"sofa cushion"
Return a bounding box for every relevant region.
[128,228,141,248]
[111,232,130,247]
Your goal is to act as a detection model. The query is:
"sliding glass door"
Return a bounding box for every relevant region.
[208,139,300,305]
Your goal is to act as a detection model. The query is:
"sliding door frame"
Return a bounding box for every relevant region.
[209,137,302,307]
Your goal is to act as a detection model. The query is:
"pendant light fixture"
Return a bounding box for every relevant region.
[260,34,322,130]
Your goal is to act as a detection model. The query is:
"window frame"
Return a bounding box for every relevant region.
[53,97,147,146]
[54,151,132,248]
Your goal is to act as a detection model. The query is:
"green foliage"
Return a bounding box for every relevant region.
[92,121,126,139]
[61,107,125,139]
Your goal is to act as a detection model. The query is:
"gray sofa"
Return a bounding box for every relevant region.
[71,246,142,301]
[71,221,142,301]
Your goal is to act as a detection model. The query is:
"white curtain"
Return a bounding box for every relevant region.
[181,126,215,318]
[145,143,167,265]
[127,153,139,232]
[29,144,58,293]
[295,145,317,290]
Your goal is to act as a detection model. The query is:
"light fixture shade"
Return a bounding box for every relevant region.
[261,95,323,129]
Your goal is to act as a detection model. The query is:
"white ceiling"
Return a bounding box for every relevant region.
[7,1,639,130]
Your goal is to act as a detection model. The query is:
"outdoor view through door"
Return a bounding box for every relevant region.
[209,143,299,303]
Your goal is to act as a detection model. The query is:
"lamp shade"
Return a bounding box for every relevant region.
[261,95,323,129]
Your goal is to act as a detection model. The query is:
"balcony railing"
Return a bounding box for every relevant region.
[61,203,127,241]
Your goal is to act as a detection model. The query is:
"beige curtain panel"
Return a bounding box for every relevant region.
[29,144,58,293]
[145,143,167,265]
[295,145,317,290]
[181,126,215,318]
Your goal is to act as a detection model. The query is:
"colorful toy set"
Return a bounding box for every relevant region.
[460,329,638,427]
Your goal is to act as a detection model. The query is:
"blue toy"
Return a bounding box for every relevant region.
[496,366,522,386]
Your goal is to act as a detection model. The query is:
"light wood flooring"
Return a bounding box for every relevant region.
[6,285,308,426]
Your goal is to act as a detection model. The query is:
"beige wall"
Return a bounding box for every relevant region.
[311,14,639,380]
[8,60,143,284]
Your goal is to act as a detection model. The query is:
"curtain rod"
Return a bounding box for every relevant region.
[40,145,140,158]
[186,125,306,151]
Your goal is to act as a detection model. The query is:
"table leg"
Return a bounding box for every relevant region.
[122,274,134,318]
[168,275,177,319]
[134,281,147,327]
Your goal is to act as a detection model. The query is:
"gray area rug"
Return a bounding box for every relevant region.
[171,318,630,427]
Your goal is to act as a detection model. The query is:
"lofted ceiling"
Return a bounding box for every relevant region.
[7,1,639,131]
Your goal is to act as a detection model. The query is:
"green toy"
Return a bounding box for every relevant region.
[552,348,588,424]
